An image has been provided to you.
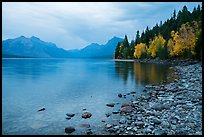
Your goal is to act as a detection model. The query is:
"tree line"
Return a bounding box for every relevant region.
[114,5,202,60]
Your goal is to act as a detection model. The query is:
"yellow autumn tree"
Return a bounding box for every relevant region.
[148,35,166,58]
[134,43,147,59]
[167,38,174,57]
[170,22,197,57]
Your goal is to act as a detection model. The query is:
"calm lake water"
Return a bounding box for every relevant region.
[2,58,174,135]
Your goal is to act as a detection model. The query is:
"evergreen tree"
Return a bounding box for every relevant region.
[173,9,176,20]
[130,40,135,58]
[123,35,129,47]
[135,30,140,45]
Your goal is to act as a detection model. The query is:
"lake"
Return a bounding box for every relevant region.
[2,58,175,135]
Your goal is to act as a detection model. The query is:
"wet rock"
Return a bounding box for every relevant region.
[120,106,134,113]
[144,128,152,134]
[65,127,75,133]
[82,112,92,119]
[132,101,139,104]
[134,122,145,128]
[112,110,119,114]
[82,108,86,111]
[38,108,45,112]
[152,118,161,125]
[106,124,112,129]
[118,93,123,98]
[119,117,127,124]
[154,129,167,135]
[130,91,136,94]
[66,117,71,120]
[113,125,120,130]
[127,120,132,125]
[86,130,92,135]
[106,103,115,107]
[171,119,177,125]
[66,113,75,117]
[161,121,169,128]
[121,102,133,107]
[105,113,111,117]
[126,127,132,131]
[79,123,90,128]
[151,104,165,111]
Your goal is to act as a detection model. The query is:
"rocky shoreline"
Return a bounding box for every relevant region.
[102,60,202,135]
[114,58,201,66]
[63,59,202,135]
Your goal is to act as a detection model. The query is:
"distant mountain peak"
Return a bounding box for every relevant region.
[2,36,69,58]
[17,35,27,40]
[31,36,40,40]
[19,35,26,38]
[105,36,123,45]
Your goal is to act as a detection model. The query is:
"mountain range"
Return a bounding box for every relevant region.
[2,36,123,58]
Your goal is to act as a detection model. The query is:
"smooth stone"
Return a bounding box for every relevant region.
[86,130,92,135]
[82,112,92,119]
[106,103,115,107]
[113,126,119,130]
[154,129,167,135]
[121,102,133,107]
[120,106,134,113]
[161,121,169,128]
[38,108,45,112]
[171,119,177,125]
[135,122,145,128]
[66,113,75,117]
[152,118,161,125]
[119,117,127,124]
[133,101,139,104]
[105,113,111,117]
[144,128,152,134]
[126,127,132,131]
[79,123,90,128]
[118,93,123,98]
[106,124,112,129]
[66,117,71,120]
[65,127,75,133]
[133,127,137,132]
[151,104,165,111]
[112,111,119,114]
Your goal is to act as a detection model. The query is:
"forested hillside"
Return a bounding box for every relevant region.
[114,5,202,60]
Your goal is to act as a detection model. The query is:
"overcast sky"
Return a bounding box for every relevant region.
[2,2,202,50]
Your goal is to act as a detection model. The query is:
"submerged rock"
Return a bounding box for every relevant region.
[82,112,92,119]
[79,123,90,128]
[66,113,75,117]
[105,113,111,117]
[65,127,75,133]
[37,108,45,112]
[106,103,115,107]
[112,110,119,114]
[118,93,123,98]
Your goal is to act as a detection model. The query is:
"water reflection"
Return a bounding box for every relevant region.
[114,61,173,85]
[2,59,66,79]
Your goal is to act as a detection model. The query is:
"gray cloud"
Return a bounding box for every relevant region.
[2,2,202,50]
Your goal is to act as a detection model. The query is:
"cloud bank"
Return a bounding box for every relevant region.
[2,2,202,50]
